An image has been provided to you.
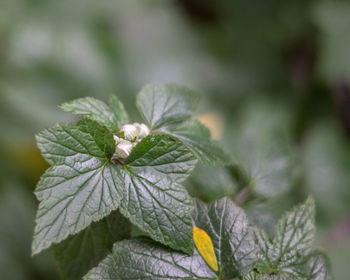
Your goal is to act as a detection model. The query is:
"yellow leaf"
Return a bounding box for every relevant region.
[193,226,219,272]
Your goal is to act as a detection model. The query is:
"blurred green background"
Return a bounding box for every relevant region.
[0,0,349,279]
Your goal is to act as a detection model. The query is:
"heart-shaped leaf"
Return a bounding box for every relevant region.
[120,135,197,254]
[136,83,199,129]
[136,83,230,166]
[32,123,125,255]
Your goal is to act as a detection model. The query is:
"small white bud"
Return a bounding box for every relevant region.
[114,140,133,159]
[120,124,138,141]
[113,135,122,145]
[132,141,138,148]
[135,123,150,138]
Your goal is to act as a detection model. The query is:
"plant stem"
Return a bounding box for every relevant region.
[234,187,251,206]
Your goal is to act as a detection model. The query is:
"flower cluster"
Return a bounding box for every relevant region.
[111,123,150,161]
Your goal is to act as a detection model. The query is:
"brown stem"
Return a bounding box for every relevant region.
[234,187,251,206]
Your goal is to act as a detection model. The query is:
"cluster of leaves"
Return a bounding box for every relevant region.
[84,196,332,280]
[32,83,332,280]
[32,83,229,278]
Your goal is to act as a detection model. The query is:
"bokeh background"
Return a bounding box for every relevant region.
[1,0,350,279]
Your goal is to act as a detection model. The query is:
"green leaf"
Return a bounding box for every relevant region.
[255,197,316,277]
[243,271,259,280]
[32,123,124,255]
[61,97,125,132]
[238,144,294,198]
[243,272,295,280]
[161,120,231,166]
[86,197,257,280]
[125,134,197,183]
[78,119,115,158]
[225,100,295,197]
[109,94,130,128]
[244,250,333,280]
[186,163,237,202]
[307,250,333,280]
[120,135,197,254]
[84,238,216,280]
[136,83,199,129]
[193,197,257,278]
[54,210,131,280]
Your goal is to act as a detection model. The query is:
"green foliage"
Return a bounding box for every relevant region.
[61,97,122,133]
[2,1,348,278]
[253,197,332,280]
[85,197,332,280]
[137,84,230,166]
[225,100,295,198]
[192,198,257,278]
[119,135,196,254]
[109,95,130,128]
[308,250,333,280]
[53,211,131,280]
[32,83,228,268]
[136,83,199,129]
[85,197,256,280]
[161,120,231,165]
[84,238,215,280]
[32,123,125,255]
[78,119,116,158]
[186,163,237,202]
[31,84,333,280]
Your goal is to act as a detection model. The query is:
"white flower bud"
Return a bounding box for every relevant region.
[120,124,138,141]
[113,135,122,145]
[114,140,133,159]
[135,123,150,139]
[132,141,138,148]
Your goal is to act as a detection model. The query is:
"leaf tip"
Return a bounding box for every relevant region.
[59,100,73,112]
[306,194,315,206]
[301,195,316,219]
[31,240,41,257]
